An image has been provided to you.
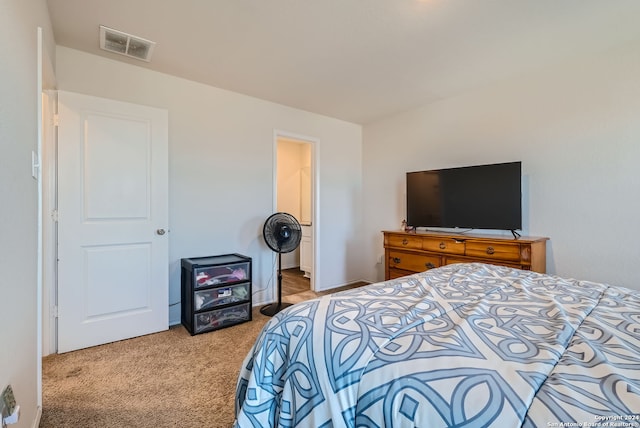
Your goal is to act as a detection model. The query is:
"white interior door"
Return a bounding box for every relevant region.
[57,91,169,353]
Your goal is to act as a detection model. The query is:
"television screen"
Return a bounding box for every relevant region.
[406,161,522,230]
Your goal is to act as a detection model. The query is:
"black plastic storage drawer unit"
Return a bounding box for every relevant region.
[181,254,252,335]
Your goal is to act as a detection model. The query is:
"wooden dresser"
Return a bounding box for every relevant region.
[383,230,548,280]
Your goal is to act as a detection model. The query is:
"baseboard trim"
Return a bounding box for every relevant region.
[32,405,42,428]
[314,279,372,293]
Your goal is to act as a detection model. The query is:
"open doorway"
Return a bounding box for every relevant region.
[274,132,316,296]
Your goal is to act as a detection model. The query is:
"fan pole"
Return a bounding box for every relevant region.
[260,252,293,317]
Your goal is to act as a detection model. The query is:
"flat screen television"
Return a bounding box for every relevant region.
[406,161,522,231]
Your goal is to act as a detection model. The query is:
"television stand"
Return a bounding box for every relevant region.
[510,230,521,239]
[383,230,548,280]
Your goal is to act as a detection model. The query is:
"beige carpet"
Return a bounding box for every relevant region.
[40,285,366,427]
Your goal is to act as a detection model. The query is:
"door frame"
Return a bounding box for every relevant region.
[41,89,57,357]
[38,25,58,420]
[273,130,319,292]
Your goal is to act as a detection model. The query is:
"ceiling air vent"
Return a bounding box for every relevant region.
[99,25,156,62]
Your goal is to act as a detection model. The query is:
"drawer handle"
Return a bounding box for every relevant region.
[393,257,401,263]
[402,239,409,245]
[486,246,495,255]
[439,242,446,250]
[425,262,435,269]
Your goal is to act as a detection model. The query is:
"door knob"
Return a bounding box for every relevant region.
[156,228,166,235]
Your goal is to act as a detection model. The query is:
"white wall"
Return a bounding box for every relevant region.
[0,1,55,427]
[362,40,640,289]
[55,47,364,324]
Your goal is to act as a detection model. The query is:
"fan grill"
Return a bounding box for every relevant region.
[263,213,301,253]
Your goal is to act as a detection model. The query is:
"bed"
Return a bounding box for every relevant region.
[234,263,640,427]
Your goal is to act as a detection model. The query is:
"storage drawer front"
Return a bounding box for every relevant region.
[389,251,440,272]
[194,303,251,333]
[444,257,522,269]
[386,235,423,250]
[194,283,250,311]
[194,262,250,289]
[388,268,415,280]
[465,242,521,262]
[422,238,465,255]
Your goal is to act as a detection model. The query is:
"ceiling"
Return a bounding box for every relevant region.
[46,0,640,124]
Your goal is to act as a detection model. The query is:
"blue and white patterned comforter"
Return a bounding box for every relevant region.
[235,263,640,427]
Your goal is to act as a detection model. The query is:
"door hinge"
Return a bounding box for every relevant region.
[51,210,59,222]
[52,305,58,318]
[53,114,59,127]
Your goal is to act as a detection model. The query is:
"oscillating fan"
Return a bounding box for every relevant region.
[261,212,302,316]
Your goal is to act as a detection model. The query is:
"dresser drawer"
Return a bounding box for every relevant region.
[465,241,521,262]
[386,234,423,250]
[423,237,465,255]
[388,251,440,272]
[388,268,416,280]
[444,256,522,269]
